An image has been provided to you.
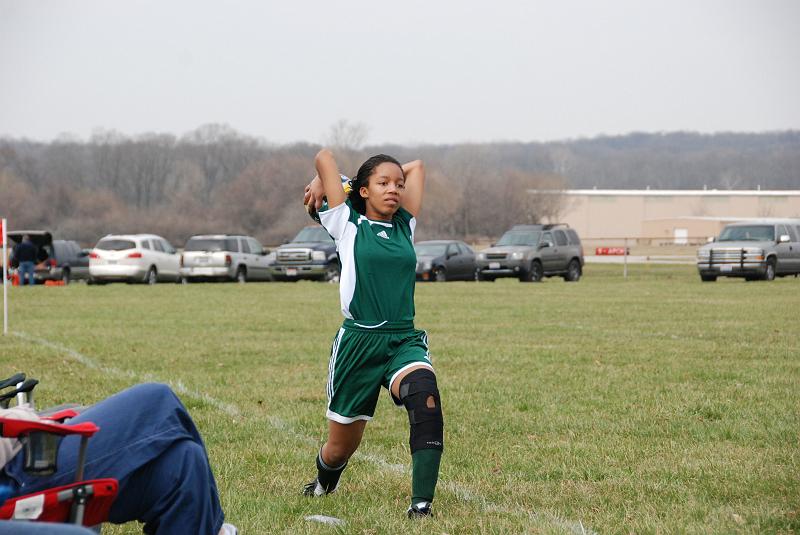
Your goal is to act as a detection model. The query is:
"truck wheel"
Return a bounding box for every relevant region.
[563,259,581,282]
[325,263,340,283]
[700,274,717,282]
[521,261,543,282]
[763,259,776,281]
[61,268,71,286]
[236,267,247,283]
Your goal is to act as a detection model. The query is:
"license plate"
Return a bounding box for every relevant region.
[197,257,209,263]
[720,265,733,272]
[489,262,500,269]
[286,268,298,276]
[107,260,117,265]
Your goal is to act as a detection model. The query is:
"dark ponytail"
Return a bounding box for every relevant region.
[347,154,404,215]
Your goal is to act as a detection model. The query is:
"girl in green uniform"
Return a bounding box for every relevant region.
[302,149,444,518]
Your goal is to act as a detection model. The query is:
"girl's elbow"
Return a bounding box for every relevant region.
[406,160,424,174]
[315,148,334,164]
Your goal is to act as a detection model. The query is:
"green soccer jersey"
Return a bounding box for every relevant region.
[319,200,417,323]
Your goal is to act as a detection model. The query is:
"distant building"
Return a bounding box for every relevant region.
[530,189,800,243]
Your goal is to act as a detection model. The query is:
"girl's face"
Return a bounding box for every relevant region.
[360,162,405,220]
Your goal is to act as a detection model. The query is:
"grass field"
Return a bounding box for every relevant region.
[2,264,798,534]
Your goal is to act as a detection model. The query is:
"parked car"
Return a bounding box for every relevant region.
[37,240,90,284]
[270,226,339,282]
[476,224,584,282]
[415,240,477,281]
[696,219,800,281]
[89,234,180,284]
[180,234,274,283]
[8,231,89,285]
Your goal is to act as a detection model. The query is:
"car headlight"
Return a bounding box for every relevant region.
[697,250,710,258]
[510,252,524,260]
[311,251,326,261]
[477,253,486,261]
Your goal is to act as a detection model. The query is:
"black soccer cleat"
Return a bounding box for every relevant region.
[303,477,339,497]
[406,501,433,518]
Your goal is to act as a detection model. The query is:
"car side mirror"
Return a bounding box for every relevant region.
[79,249,90,257]
[261,248,270,255]
[539,241,551,249]
[778,234,790,243]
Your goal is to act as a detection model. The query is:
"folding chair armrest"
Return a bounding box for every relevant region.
[41,409,81,422]
[0,416,98,438]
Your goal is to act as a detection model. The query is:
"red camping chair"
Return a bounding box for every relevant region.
[1,381,118,528]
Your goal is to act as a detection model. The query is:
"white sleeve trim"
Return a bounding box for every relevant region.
[319,202,351,242]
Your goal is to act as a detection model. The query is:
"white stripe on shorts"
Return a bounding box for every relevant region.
[327,328,345,405]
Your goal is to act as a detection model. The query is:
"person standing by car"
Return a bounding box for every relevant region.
[301,149,444,519]
[13,235,38,286]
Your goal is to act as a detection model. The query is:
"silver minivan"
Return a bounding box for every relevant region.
[180,234,273,283]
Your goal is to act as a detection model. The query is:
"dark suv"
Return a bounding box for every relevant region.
[8,231,89,285]
[269,226,339,282]
[476,224,584,282]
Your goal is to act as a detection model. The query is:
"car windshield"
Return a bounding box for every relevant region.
[415,244,448,256]
[718,225,774,242]
[292,227,333,243]
[96,239,136,251]
[185,238,234,252]
[496,231,541,247]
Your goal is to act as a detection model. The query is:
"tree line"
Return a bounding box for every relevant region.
[1,125,797,247]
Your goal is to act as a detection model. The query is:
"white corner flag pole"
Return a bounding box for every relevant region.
[2,218,7,336]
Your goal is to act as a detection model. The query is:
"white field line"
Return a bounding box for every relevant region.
[12,331,241,417]
[13,331,597,535]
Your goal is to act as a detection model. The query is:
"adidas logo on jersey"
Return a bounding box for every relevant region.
[377,230,389,239]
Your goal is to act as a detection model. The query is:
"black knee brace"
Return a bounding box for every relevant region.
[399,369,443,453]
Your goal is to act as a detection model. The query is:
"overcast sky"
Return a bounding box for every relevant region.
[1,0,798,145]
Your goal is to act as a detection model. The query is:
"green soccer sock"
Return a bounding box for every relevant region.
[411,449,442,504]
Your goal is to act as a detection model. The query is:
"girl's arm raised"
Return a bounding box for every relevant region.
[314,149,346,209]
[401,160,425,217]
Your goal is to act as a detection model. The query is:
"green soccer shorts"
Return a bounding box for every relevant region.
[325,319,434,424]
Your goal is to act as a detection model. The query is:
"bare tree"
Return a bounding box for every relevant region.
[90,129,128,192]
[416,169,462,239]
[0,169,44,228]
[129,134,176,209]
[326,119,369,151]
[179,123,264,202]
[522,173,570,224]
